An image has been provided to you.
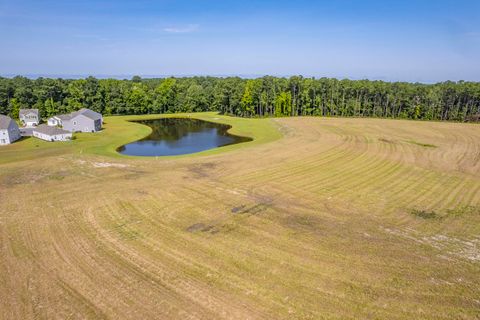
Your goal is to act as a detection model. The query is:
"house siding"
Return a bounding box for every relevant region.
[0,129,10,145]
[33,131,72,142]
[0,121,21,145]
[20,113,39,126]
[63,114,100,132]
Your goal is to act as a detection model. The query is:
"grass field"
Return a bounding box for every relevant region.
[1,113,480,319]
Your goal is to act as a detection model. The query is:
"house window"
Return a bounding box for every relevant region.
[73,121,77,125]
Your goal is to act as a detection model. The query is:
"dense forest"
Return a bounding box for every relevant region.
[1,76,479,122]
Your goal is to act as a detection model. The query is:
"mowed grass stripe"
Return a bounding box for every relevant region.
[1,116,480,319]
[87,201,247,319]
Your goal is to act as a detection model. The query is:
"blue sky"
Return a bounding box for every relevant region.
[0,0,479,82]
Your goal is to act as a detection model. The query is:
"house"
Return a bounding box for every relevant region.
[19,109,40,126]
[0,115,21,145]
[47,114,72,127]
[33,124,72,142]
[63,108,103,132]
[48,108,102,133]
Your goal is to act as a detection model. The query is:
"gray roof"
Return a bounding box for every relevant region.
[0,114,14,129]
[55,114,73,121]
[19,109,39,117]
[71,108,102,121]
[50,108,102,122]
[33,124,71,136]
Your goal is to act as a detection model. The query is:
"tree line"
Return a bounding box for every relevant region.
[1,75,479,122]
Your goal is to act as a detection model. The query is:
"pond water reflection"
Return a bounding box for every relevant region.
[118,118,252,156]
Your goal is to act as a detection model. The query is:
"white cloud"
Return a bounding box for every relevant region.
[163,24,199,34]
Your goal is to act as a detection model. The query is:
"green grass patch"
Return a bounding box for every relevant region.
[406,140,437,148]
[410,206,479,220]
[0,112,282,164]
[410,209,440,219]
[445,206,480,218]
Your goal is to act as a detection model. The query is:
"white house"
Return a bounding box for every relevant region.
[0,115,21,145]
[33,124,72,142]
[19,109,40,126]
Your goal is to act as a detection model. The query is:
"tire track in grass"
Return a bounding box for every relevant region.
[384,168,444,208]
[233,121,358,183]
[138,197,345,318]
[28,193,207,319]
[237,144,352,184]
[86,204,224,319]
[342,136,410,193]
[440,178,477,211]
[464,181,480,207]
[111,188,407,319]
[290,134,387,192]
[88,199,273,320]
[301,151,390,194]
[311,155,398,193]
[275,135,375,190]
[45,204,164,319]
[2,116,480,319]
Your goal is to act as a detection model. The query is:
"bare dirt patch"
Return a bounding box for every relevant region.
[92,162,129,168]
[187,162,218,179]
[230,203,271,216]
[186,223,219,234]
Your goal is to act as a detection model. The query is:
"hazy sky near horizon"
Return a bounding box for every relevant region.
[0,0,479,82]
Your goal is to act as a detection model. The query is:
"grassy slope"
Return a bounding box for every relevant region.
[0,112,282,164]
[1,115,480,320]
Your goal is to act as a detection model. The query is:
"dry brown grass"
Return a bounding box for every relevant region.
[1,116,480,319]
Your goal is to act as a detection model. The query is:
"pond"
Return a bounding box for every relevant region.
[117,118,252,156]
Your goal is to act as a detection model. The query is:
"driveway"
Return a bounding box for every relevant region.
[20,127,34,136]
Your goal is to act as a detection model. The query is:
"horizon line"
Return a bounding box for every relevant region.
[1,73,478,84]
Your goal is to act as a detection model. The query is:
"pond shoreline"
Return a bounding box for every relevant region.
[117,118,252,157]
